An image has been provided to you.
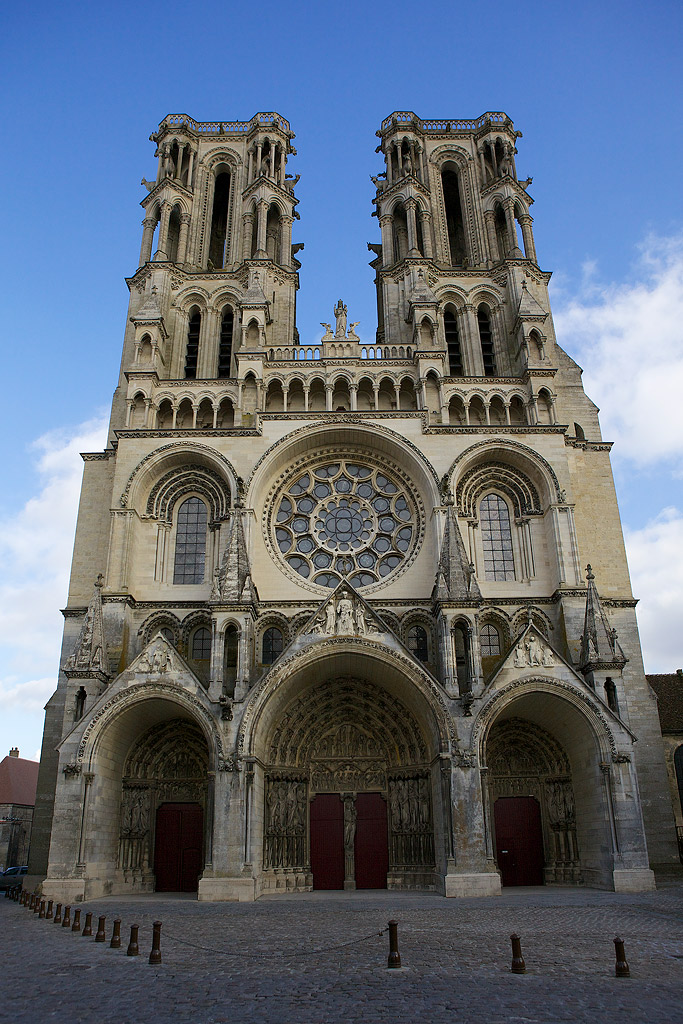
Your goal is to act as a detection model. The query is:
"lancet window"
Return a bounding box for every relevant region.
[477,305,497,376]
[218,306,234,378]
[441,163,466,266]
[444,309,463,375]
[173,496,208,584]
[209,170,232,269]
[262,627,284,665]
[184,310,201,379]
[480,494,515,581]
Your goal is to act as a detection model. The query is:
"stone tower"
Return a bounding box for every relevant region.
[29,110,679,903]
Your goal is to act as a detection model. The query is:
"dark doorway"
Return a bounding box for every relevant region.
[310,794,344,889]
[154,802,204,892]
[494,796,544,886]
[355,793,388,889]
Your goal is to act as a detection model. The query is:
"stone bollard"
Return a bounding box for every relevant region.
[387,919,401,969]
[110,918,121,949]
[62,905,71,928]
[72,908,82,933]
[614,936,630,978]
[46,900,54,919]
[54,903,62,924]
[39,900,46,918]
[149,921,162,965]
[127,924,140,957]
[29,894,36,911]
[82,911,93,937]
[33,896,41,915]
[95,916,107,942]
[510,933,526,974]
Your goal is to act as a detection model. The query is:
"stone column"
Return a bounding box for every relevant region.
[247,148,253,184]
[255,200,268,258]
[325,384,333,411]
[405,198,419,255]
[519,214,537,262]
[280,215,293,266]
[186,147,195,189]
[483,210,499,263]
[243,211,254,260]
[349,383,358,411]
[380,214,393,267]
[463,304,484,376]
[177,213,191,265]
[393,384,401,411]
[156,202,171,259]
[139,217,156,266]
[419,210,433,257]
[373,384,379,410]
[503,199,517,255]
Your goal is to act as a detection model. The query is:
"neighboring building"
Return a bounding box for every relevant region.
[647,670,683,862]
[0,749,39,869]
[30,109,679,903]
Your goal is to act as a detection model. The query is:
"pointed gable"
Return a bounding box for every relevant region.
[64,575,109,677]
[579,564,626,672]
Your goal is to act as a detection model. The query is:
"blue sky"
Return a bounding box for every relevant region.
[2,0,682,760]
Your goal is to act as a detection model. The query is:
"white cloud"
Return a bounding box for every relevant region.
[553,234,683,469]
[624,508,683,673]
[0,415,108,734]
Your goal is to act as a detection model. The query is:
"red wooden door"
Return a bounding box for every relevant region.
[310,794,344,890]
[154,802,204,892]
[494,796,544,886]
[355,792,388,889]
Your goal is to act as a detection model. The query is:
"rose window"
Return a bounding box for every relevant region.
[272,460,416,589]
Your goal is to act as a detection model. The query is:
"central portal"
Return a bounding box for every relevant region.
[310,792,389,890]
[261,675,436,893]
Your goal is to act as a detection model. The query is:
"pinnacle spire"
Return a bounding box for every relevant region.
[211,512,257,604]
[579,563,625,672]
[64,575,109,676]
[434,504,481,602]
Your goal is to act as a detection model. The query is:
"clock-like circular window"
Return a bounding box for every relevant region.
[270,458,420,590]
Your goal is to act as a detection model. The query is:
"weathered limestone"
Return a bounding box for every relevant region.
[28,108,679,903]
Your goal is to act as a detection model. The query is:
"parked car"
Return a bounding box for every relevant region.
[0,865,27,890]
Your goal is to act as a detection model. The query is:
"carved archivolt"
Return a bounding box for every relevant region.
[124,717,209,782]
[268,677,427,767]
[457,461,542,518]
[146,464,231,523]
[447,439,562,504]
[120,442,239,510]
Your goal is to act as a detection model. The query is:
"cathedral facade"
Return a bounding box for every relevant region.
[30,110,679,902]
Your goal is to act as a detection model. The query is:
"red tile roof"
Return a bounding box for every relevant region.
[0,756,39,807]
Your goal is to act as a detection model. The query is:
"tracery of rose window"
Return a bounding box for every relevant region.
[272,460,416,589]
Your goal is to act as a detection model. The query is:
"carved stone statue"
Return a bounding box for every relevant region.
[334,299,348,339]
[347,322,360,341]
[513,642,527,668]
[325,600,337,635]
[344,799,357,849]
[320,323,334,341]
[354,602,366,636]
[337,591,354,634]
[283,173,300,193]
[527,635,544,666]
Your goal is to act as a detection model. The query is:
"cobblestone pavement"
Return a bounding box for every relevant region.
[3,883,683,1023]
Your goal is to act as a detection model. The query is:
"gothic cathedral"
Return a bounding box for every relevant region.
[30,110,679,901]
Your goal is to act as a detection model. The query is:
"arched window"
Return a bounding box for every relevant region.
[392,203,409,263]
[167,204,182,263]
[191,627,212,661]
[477,305,497,376]
[173,497,208,584]
[209,171,231,269]
[441,164,466,265]
[262,627,283,665]
[218,307,234,378]
[407,624,429,662]
[480,494,514,581]
[160,627,176,646]
[266,204,282,263]
[184,310,201,379]
[444,309,463,375]
[480,623,501,657]
[74,686,87,721]
[223,624,239,696]
[453,622,472,694]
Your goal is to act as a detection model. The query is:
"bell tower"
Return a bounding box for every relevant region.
[112,112,301,433]
[370,111,542,389]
